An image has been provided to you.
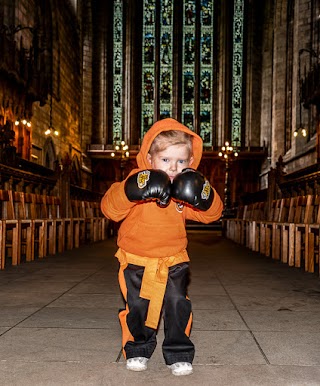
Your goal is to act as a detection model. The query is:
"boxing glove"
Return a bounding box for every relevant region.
[171,168,214,211]
[125,169,171,207]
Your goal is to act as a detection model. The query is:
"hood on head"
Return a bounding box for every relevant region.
[136,118,203,170]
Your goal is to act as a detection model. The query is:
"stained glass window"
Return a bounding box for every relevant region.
[113,0,123,141]
[159,0,173,119]
[182,1,196,130]
[199,0,214,146]
[142,0,156,135]
[137,1,245,146]
[232,0,244,147]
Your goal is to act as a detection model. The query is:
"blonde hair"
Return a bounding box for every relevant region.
[149,130,193,156]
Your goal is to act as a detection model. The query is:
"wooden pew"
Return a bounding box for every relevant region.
[12,191,34,263]
[80,200,94,243]
[0,190,20,269]
[248,201,266,252]
[293,195,314,269]
[70,199,85,248]
[81,200,106,243]
[275,197,294,264]
[0,188,107,270]
[45,195,65,255]
[257,198,283,258]
[224,194,320,277]
[33,193,50,257]
[223,205,247,243]
[91,201,107,241]
[25,193,47,259]
[305,195,320,273]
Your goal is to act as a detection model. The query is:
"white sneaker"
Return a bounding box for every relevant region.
[168,362,193,376]
[126,357,148,371]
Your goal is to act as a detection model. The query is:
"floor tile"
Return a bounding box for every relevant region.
[254,331,320,365]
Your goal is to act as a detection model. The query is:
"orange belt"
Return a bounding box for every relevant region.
[116,248,189,329]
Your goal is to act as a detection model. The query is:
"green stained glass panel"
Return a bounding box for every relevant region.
[113,0,123,142]
[232,0,244,147]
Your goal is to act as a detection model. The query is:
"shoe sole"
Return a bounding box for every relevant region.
[126,366,147,372]
[172,370,193,376]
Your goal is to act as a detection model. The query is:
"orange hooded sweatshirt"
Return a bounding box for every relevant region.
[100,118,223,328]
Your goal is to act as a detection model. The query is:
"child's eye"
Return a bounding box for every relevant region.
[162,158,169,163]
[178,159,187,164]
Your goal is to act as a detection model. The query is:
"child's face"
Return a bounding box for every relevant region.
[147,144,194,181]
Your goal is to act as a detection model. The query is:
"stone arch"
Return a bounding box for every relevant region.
[71,154,81,186]
[43,137,56,170]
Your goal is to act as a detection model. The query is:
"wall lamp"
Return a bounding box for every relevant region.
[293,127,307,138]
[15,117,31,128]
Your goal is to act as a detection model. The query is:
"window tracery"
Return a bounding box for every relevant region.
[232,0,244,147]
[112,1,244,148]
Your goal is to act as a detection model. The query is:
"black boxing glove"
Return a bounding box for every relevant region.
[125,169,171,207]
[171,168,214,211]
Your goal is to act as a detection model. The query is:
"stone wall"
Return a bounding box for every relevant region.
[0,0,93,191]
[260,0,318,184]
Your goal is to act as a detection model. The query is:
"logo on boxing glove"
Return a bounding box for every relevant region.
[201,180,211,200]
[137,170,151,189]
[175,202,184,213]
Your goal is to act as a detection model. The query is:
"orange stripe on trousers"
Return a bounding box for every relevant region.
[118,266,134,359]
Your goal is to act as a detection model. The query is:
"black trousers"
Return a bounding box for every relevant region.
[121,262,195,365]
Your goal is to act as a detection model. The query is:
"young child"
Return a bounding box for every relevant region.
[100,118,223,376]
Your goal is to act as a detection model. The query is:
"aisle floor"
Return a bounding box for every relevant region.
[1,231,320,385]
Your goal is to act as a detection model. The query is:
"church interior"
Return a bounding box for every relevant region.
[1,1,320,384]
[0,0,319,271]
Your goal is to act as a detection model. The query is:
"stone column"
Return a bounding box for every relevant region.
[270,0,288,167]
[91,1,110,144]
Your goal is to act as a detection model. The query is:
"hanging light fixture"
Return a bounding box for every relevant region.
[218,140,239,216]
[218,141,239,159]
[45,94,59,136]
[111,140,130,159]
[45,55,59,137]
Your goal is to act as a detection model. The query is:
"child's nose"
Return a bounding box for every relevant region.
[169,162,177,171]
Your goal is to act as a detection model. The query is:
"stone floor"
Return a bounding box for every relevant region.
[1,231,320,385]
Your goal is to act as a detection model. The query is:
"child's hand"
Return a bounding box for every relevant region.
[171,168,214,211]
[125,169,171,207]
